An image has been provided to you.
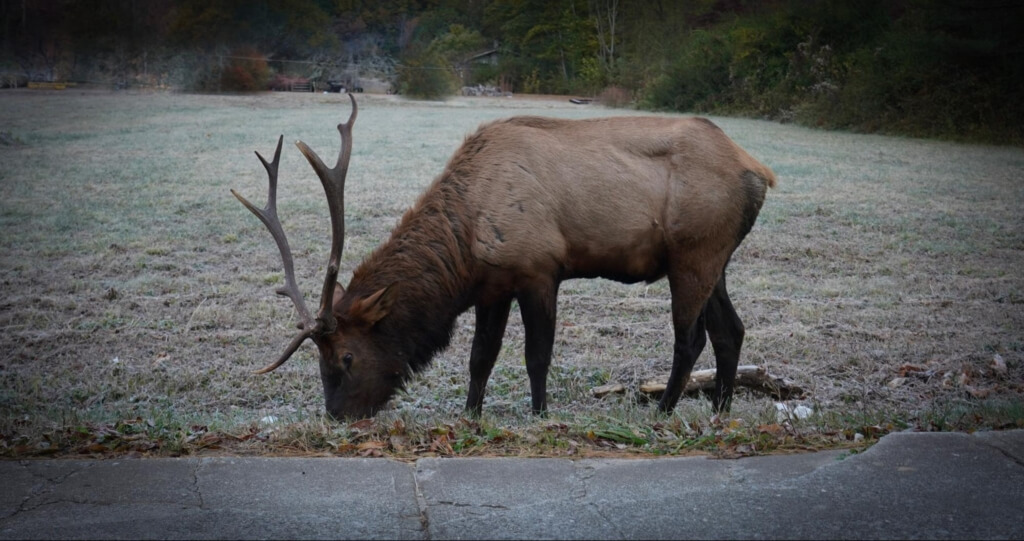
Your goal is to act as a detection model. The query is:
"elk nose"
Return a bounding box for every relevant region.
[326,403,376,422]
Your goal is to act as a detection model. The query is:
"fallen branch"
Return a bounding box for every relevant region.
[591,383,625,398]
[592,365,805,400]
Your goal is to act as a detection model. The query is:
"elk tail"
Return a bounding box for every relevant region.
[751,161,777,189]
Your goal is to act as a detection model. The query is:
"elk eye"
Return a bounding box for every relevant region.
[342,353,354,369]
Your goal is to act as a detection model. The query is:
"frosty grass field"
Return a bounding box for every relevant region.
[0,89,1021,457]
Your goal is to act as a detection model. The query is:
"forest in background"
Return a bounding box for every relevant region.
[2,0,1021,143]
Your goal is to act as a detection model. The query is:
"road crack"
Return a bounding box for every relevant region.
[433,501,510,510]
[412,463,431,540]
[975,437,1024,468]
[573,462,627,539]
[189,459,206,510]
[9,460,96,516]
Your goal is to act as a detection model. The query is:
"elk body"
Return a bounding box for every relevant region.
[233,95,776,420]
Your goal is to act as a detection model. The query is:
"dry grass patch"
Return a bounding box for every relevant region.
[1,90,1021,458]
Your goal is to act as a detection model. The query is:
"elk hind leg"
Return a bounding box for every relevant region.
[704,273,744,413]
[518,282,559,415]
[465,297,513,416]
[658,265,714,413]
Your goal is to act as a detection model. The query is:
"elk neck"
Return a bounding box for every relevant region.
[342,169,477,373]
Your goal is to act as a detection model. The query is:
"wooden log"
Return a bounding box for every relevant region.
[591,383,626,398]
[594,365,805,400]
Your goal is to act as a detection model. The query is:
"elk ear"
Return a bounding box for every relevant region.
[348,286,392,327]
[331,285,346,316]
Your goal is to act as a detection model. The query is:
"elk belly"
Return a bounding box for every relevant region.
[563,221,668,283]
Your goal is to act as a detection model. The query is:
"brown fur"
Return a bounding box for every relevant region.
[319,114,776,419]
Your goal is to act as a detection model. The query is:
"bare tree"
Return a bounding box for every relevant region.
[590,0,619,75]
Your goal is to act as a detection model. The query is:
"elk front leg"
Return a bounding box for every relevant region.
[704,273,744,413]
[465,297,513,416]
[518,282,559,415]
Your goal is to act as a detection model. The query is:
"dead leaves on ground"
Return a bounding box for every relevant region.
[335,416,860,460]
[578,415,864,459]
[0,409,886,459]
[886,354,1019,400]
[336,418,516,458]
[0,417,273,458]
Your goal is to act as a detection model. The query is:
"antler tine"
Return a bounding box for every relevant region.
[231,135,316,373]
[294,93,358,334]
[253,326,315,374]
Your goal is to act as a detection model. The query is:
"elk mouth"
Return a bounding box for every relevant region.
[322,375,397,421]
[324,394,390,421]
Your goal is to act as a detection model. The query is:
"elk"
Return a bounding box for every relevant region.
[232,94,776,420]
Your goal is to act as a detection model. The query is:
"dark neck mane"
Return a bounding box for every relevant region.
[344,170,476,373]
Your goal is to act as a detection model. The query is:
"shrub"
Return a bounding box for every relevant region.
[219,48,270,92]
[635,0,1024,143]
[396,51,456,100]
[640,29,732,112]
[597,86,631,108]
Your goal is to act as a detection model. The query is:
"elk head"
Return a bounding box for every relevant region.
[232,95,398,420]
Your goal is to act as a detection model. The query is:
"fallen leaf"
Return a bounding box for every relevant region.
[861,425,885,437]
[941,371,954,387]
[897,364,927,377]
[733,443,755,456]
[81,442,108,454]
[348,419,374,432]
[957,369,972,387]
[196,433,222,448]
[430,435,453,454]
[898,364,936,380]
[127,440,159,452]
[965,386,993,399]
[356,440,388,451]
[887,377,908,388]
[488,430,514,444]
[431,425,455,440]
[389,435,408,450]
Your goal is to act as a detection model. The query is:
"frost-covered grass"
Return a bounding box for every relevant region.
[1,90,1021,458]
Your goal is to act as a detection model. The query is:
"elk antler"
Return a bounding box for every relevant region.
[296,92,358,340]
[231,94,357,373]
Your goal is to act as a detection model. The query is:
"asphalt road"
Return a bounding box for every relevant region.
[2,430,1022,539]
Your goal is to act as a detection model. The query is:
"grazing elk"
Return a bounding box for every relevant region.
[233,94,776,420]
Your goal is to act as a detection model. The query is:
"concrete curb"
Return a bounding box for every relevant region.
[2,430,1022,539]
